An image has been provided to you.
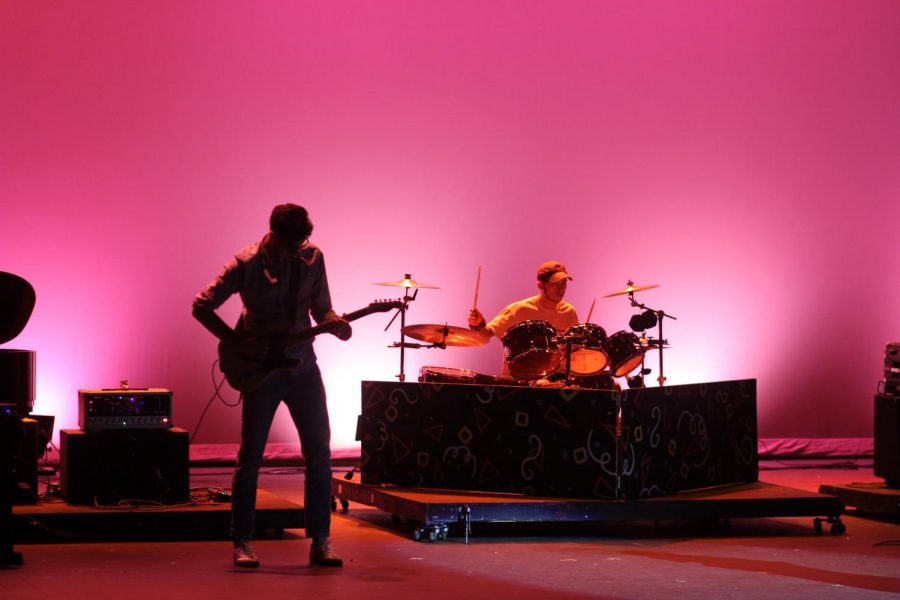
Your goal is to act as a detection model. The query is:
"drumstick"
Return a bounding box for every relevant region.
[473,265,481,310]
[585,297,596,323]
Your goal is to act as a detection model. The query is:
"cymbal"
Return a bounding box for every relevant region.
[374,275,440,289]
[401,324,486,346]
[603,281,660,298]
[639,338,670,348]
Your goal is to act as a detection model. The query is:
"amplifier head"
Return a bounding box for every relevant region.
[78,388,174,431]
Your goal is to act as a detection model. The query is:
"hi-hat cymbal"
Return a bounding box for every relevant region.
[639,338,670,348]
[374,275,441,289]
[401,324,486,346]
[603,281,660,298]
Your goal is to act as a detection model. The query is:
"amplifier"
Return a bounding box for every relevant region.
[60,428,189,505]
[78,388,174,431]
[885,342,900,395]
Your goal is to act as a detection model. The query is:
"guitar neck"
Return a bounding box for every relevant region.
[283,303,399,347]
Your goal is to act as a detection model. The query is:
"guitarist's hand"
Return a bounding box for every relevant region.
[327,317,353,341]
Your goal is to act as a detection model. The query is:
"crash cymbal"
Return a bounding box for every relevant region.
[374,274,440,289]
[401,324,486,346]
[603,281,660,298]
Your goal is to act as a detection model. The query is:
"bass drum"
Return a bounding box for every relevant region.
[501,320,561,379]
[605,331,645,377]
[418,366,479,384]
[563,323,609,375]
[568,371,621,391]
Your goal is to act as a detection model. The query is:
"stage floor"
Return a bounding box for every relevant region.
[3,462,899,600]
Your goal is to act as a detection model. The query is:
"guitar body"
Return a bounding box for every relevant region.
[218,334,301,393]
[218,300,402,393]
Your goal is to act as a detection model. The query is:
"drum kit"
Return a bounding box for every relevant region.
[375,274,674,390]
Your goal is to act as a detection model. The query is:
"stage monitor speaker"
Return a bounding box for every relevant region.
[874,393,900,488]
[60,428,189,505]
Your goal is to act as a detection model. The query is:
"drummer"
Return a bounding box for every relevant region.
[468,261,579,377]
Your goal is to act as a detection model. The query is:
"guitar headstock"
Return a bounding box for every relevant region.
[370,299,405,312]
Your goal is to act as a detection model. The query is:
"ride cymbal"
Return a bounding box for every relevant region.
[603,281,660,298]
[401,324,486,346]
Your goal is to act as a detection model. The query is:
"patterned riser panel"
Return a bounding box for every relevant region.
[358,379,757,500]
[618,380,758,499]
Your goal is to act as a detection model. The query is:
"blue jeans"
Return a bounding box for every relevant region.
[231,364,332,542]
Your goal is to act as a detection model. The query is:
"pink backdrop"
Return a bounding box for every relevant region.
[2,1,899,451]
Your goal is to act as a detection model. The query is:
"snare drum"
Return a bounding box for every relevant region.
[418,366,479,384]
[604,331,645,377]
[568,371,620,391]
[501,320,561,379]
[563,323,609,375]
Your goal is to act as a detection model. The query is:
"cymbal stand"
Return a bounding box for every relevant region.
[628,292,676,387]
[384,282,418,382]
[556,334,578,386]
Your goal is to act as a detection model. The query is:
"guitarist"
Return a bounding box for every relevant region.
[193,204,350,569]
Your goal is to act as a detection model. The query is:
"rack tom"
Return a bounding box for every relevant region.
[502,320,561,379]
[563,323,609,375]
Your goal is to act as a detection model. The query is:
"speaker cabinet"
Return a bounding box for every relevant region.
[12,418,39,504]
[60,428,189,505]
[874,394,900,488]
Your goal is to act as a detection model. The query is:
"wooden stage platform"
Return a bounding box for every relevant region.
[819,482,900,518]
[11,489,304,544]
[332,473,847,541]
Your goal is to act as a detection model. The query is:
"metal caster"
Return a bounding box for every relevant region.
[814,516,846,535]
[413,523,449,542]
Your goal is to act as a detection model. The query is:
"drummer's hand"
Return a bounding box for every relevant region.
[327,317,353,341]
[468,309,486,330]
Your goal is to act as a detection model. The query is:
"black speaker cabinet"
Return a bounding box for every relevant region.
[12,418,39,504]
[60,428,189,505]
[874,394,900,488]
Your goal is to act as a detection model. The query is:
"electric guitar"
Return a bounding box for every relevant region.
[218,300,403,393]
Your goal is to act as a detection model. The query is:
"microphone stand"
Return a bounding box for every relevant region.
[628,293,676,387]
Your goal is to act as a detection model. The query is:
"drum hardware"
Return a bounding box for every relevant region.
[605,280,676,386]
[390,340,445,349]
[623,338,668,389]
[558,332,577,387]
[376,274,440,382]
